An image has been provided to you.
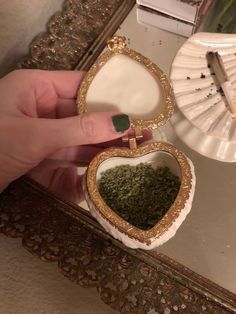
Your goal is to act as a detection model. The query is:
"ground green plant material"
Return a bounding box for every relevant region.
[98,163,181,230]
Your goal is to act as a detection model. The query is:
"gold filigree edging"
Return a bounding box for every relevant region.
[77,36,175,129]
[18,0,129,71]
[86,142,192,245]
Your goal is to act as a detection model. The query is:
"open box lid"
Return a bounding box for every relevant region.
[77,36,175,132]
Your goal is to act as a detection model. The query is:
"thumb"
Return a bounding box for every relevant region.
[34,111,131,154]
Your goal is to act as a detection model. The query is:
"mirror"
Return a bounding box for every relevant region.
[23,0,235,297]
[98,3,236,294]
[79,3,236,294]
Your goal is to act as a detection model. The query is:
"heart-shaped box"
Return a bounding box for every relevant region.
[77,36,195,250]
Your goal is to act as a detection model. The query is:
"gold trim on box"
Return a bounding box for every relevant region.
[86,142,192,245]
[77,36,175,129]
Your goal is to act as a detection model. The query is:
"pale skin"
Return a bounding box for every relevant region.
[0,69,133,202]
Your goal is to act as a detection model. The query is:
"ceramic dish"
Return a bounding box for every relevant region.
[171,107,236,162]
[77,36,196,250]
[170,32,236,162]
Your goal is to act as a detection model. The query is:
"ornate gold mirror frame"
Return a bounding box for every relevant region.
[1,0,235,313]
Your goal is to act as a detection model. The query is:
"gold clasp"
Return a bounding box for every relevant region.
[107,36,126,51]
[122,126,143,150]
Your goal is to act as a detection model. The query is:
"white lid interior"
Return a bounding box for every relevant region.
[86,54,164,120]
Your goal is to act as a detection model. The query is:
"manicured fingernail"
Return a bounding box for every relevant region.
[112,114,130,132]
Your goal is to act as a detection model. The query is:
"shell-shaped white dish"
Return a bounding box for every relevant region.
[171,107,236,162]
[170,32,236,162]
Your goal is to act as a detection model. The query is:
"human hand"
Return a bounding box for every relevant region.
[0,70,131,202]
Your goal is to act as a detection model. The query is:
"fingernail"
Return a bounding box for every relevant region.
[112,114,130,132]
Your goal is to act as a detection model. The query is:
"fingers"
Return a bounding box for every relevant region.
[56,99,77,118]
[42,99,77,119]
[28,166,83,203]
[19,69,85,99]
[0,70,85,117]
[48,146,103,163]
[30,159,75,172]
[41,70,85,99]
[33,111,131,155]
[34,70,85,117]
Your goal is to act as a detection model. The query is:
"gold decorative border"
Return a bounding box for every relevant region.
[77,37,175,129]
[18,0,135,71]
[86,142,192,245]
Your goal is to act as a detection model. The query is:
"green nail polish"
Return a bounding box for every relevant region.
[112,114,130,132]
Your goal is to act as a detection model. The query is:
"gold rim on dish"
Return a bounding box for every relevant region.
[86,142,193,245]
